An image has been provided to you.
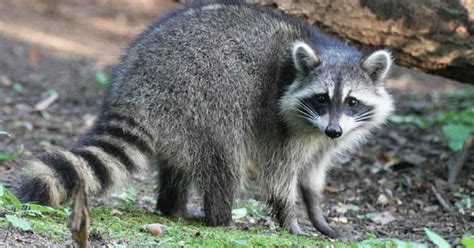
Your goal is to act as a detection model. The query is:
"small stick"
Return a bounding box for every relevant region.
[430,184,454,213]
[448,135,473,187]
[34,91,58,111]
[66,164,90,248]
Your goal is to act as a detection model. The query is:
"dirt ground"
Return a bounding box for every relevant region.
[0,0,472,246]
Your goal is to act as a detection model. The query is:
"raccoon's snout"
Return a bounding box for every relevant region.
[325,124,342,138]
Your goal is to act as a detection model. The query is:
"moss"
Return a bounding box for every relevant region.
[87,206,339,246]
[1,205,349,246]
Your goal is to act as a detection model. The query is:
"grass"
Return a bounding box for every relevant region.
[0,182,347,246]
[0,204,347,247]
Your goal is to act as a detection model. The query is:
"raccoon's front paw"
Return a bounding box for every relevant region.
[316,224,340,239]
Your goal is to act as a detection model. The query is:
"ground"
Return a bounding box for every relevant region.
[0,0,472,247]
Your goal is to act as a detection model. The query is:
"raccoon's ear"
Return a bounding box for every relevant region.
[292,41,321,74]
[362,50,393,82]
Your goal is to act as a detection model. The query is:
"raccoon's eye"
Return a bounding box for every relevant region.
[316,94,328,103]
[347,97,359,107]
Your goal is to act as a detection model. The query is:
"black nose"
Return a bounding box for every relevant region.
[325,125,342,138]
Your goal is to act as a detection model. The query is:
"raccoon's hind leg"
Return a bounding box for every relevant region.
[299,165,339,238]
[156,164,197,219]
[197,142,240,227]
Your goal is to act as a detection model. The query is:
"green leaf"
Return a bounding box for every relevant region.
[442,124,473,151]
[21,203,69,218]
[393,239,427,248]
[0,184,4,198]
[357,238,427,248]
[43,88,58,97]
[436,110,474,125]
[424,228,451,248]
[244,199,269,218]
[141,195,155,205]
[12,82,24,92]
[365,233,377,239]
[0,131,10,137]
[461,236,474,248]
[234,239,248,245]
[21,209,44,217]
[389,115,429,129]
[454,196,472,210]
[0,145,24,161]
[23,203,56,214]
[95,71,109,88]
[341,203,361,212]
[232,208,248,220]
[5,214,31,231]
[0,185,22,212]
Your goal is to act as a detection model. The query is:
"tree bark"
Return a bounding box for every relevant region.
[251,0,474,84]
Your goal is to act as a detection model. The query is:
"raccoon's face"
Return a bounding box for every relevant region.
[279,41,394,139]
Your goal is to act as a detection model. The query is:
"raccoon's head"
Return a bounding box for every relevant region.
[279,41,394,139]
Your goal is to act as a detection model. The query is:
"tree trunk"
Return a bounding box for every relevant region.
[250,0,474,84]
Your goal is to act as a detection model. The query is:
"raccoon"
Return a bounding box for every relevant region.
[16,0,394,238]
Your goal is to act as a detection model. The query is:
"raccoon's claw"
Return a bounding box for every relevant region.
[311,211,340,239]
[314,222,339,239]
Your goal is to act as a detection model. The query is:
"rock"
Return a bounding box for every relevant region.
[332,216,348,224]
[377,194,389,205]
[110,209,123,216]
[141,223,166,236]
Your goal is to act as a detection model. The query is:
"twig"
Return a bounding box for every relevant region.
[430,184,454,213]
[66,164,89,248]
[448,135,473,187]
[34,91,58,111]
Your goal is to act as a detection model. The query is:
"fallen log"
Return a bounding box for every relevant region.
[251,0,474,84]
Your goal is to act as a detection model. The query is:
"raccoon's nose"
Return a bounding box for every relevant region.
[325,125,342,138]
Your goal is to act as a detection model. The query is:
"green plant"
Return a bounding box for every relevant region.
[439,120,474,152]
[95,71,110,88]
[0,184,69,231]
[424,228,451,248]
[12,82,24,92]
[461,235,474,248]
[389,115,429,129]
[0,131,24,161]
[391,89,474,151]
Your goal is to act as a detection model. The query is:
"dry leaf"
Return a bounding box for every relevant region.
[366,211,395,225]
[110,209,123,216]
[324,185,343,193]
[27,47,40,69]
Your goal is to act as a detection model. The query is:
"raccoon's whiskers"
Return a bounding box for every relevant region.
[296,100,318,119]
[295,107,314,119]
[292,109,314,121]
[356,111,373,119]
[355,111,374,122]
[290,112,314,122]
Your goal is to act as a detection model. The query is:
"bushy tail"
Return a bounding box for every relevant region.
[17,112,155,206]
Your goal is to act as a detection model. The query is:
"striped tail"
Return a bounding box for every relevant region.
[17,112,155,206]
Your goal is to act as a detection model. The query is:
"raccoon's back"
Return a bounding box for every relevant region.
[104,3,302,134]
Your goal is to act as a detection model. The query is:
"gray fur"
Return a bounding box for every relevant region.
[17,0,394,238]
